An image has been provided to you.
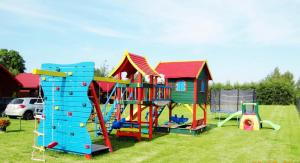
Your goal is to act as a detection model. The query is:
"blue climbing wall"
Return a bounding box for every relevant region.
[37,62,94,155]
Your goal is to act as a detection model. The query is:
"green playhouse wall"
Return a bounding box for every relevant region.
[168,69,208,104]
[168,78,194,104]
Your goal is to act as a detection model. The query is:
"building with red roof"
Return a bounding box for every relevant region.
[156,60,212,104]
[0,64,23,113]
[15,73,40,97]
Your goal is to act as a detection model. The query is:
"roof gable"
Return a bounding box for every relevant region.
[16,73,40,89]
[109,51,159,77]
[155,61,212,80]
[0,64,22,96]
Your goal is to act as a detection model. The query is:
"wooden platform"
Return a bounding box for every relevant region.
[154,124,207,135]
[91,144,110,155]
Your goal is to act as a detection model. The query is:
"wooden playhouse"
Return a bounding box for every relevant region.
[155,61,212,135]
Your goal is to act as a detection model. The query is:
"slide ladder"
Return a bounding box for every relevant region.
[217,111,242,127]
[145,105,166,122]
[95,85,128,135]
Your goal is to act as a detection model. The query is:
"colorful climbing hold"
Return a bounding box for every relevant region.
[68,112,72,116]
[54,106,59,110]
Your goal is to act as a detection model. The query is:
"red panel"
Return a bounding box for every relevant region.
[15,73,39,89]
[96,82,115,92]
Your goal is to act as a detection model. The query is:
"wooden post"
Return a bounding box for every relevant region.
[204,79,209,125]
[168,103,172,122]
[129,74,134,121]
[116,73,122,121]
[90,82,112,152]
[137,73,143,141]
[154,77,159,127]
[192,79,198,128]
[149,75,153,139]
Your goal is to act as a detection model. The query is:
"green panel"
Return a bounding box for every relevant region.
[169,78,194,104]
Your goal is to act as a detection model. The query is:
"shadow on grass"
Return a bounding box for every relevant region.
[6,129,23,133]
[213,117,240,121]
[206,124,217,130]
[91,131,169,152]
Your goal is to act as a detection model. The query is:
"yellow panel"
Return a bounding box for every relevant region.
[119,128,139,132]
[93,76,130,84]
[239,115,260,131]
[32,68,67,77]
[183,104,193,113]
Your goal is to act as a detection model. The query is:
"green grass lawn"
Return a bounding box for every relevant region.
[0,105,299,163]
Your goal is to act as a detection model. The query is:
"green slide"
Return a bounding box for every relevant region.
[261,120,281,131]
[217,111,242,127]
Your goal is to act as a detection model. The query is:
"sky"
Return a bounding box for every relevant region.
[0,0,299,83]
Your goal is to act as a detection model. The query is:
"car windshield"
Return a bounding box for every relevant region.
[10,99,24,104]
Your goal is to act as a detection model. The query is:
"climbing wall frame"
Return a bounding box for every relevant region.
[36,62,109,155]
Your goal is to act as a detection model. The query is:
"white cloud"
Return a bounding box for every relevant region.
[0,0,132,39]
[1,0,300,45]
[81,25,135,39]
[116,0,300,46]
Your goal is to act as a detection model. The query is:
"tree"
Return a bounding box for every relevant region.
[256,68,295,105]
[0,49,26,75]
[94,60,110,77]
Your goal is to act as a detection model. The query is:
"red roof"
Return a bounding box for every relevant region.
[0,64,22,96]
[16,73,40,89]
[155,61,212,79]
[109,51,159,77]
[96,81,115,92]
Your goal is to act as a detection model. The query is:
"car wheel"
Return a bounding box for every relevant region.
[23,111,34,120]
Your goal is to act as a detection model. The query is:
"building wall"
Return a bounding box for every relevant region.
[197,70,208,104]
[168,78,195,104]
[168,69,209,104]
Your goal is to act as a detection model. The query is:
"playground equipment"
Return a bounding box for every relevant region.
[212,90,280,131]
[239,103,280,131]
[155,61,212,135]
[30,51,216,160]
[211,89,256,127]
[31,62,118,159]
[211,89,256,113]
[100,52,172,140]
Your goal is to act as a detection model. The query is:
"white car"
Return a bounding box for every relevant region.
[4,98,43,120]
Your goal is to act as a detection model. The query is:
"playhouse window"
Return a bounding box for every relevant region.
[176,80,186,91]
[200,80,206,92]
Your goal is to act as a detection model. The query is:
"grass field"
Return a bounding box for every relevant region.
[0,105,299,163]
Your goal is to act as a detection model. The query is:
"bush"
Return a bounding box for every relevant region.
[256,80,295,105]
[0,118,10,128]
[210,68,296,105]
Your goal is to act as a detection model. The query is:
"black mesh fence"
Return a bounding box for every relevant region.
[296,99,300,113]
[210,89,256,113]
